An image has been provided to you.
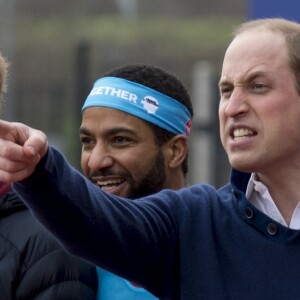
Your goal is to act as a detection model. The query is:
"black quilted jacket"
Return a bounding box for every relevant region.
[0,188,98,300]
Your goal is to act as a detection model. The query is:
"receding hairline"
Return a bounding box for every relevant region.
[233,18,300,37]
[232,19,300,97]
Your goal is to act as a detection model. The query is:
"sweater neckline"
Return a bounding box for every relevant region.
[234,188,300,243]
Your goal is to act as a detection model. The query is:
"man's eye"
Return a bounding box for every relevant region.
[220,86,233,97]
[251,83,268,91]
[253,83,263,89]
[113,137,130,143]
[80,137,92,145]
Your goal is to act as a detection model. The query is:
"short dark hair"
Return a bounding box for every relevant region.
[103,64,193,176]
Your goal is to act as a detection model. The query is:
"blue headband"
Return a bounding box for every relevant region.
[82,77,192,138]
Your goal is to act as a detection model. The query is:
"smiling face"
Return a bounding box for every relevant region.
[80,107,169,199]
[219,29,300,175]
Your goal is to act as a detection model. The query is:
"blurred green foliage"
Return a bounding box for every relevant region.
[19,15,241,59]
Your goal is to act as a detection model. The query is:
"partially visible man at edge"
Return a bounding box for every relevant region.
[79,64,193,299]
[0,53,98,299]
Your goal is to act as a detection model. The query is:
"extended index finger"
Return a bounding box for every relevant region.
[0,137,40,183]
[0,119,17,141]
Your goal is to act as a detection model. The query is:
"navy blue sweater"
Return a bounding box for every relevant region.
[14,147,300,299]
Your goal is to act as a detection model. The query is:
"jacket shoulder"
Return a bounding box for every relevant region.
[0,206,97,299]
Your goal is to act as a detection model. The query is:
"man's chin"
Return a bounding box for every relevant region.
[99,183,131,199]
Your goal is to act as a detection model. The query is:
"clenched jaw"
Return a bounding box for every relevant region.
[232,128,256,140]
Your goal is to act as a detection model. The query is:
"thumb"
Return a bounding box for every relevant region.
[23,127,49,161]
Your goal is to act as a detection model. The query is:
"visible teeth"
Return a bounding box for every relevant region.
[233,128,254,139]
[96,179,124,190]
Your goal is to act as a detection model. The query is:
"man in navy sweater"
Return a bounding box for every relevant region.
[0,17,300,299]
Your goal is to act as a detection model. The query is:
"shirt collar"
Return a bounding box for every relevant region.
[246,173,300,229]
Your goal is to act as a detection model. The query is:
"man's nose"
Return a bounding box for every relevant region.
[224,87,249,118]
[87,144,114,171]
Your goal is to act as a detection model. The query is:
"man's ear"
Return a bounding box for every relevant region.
[165,134,188,169]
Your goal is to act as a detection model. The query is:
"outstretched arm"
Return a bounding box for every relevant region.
[0,120,177,297]
[0,120,48,182]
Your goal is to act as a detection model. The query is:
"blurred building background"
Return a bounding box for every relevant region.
[0,0,248,187]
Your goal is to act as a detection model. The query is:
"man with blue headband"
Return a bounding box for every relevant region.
[79,64,193,299]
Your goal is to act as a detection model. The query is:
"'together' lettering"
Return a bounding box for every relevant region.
[90,86,138,103]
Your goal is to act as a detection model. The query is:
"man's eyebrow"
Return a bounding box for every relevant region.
[79,127,91,135]
[218,71,267,87]
[218,77,232,88]
[218,78,229,87]
[79,126,136,136]
[245,71,267,82]
[107,127,136,135]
